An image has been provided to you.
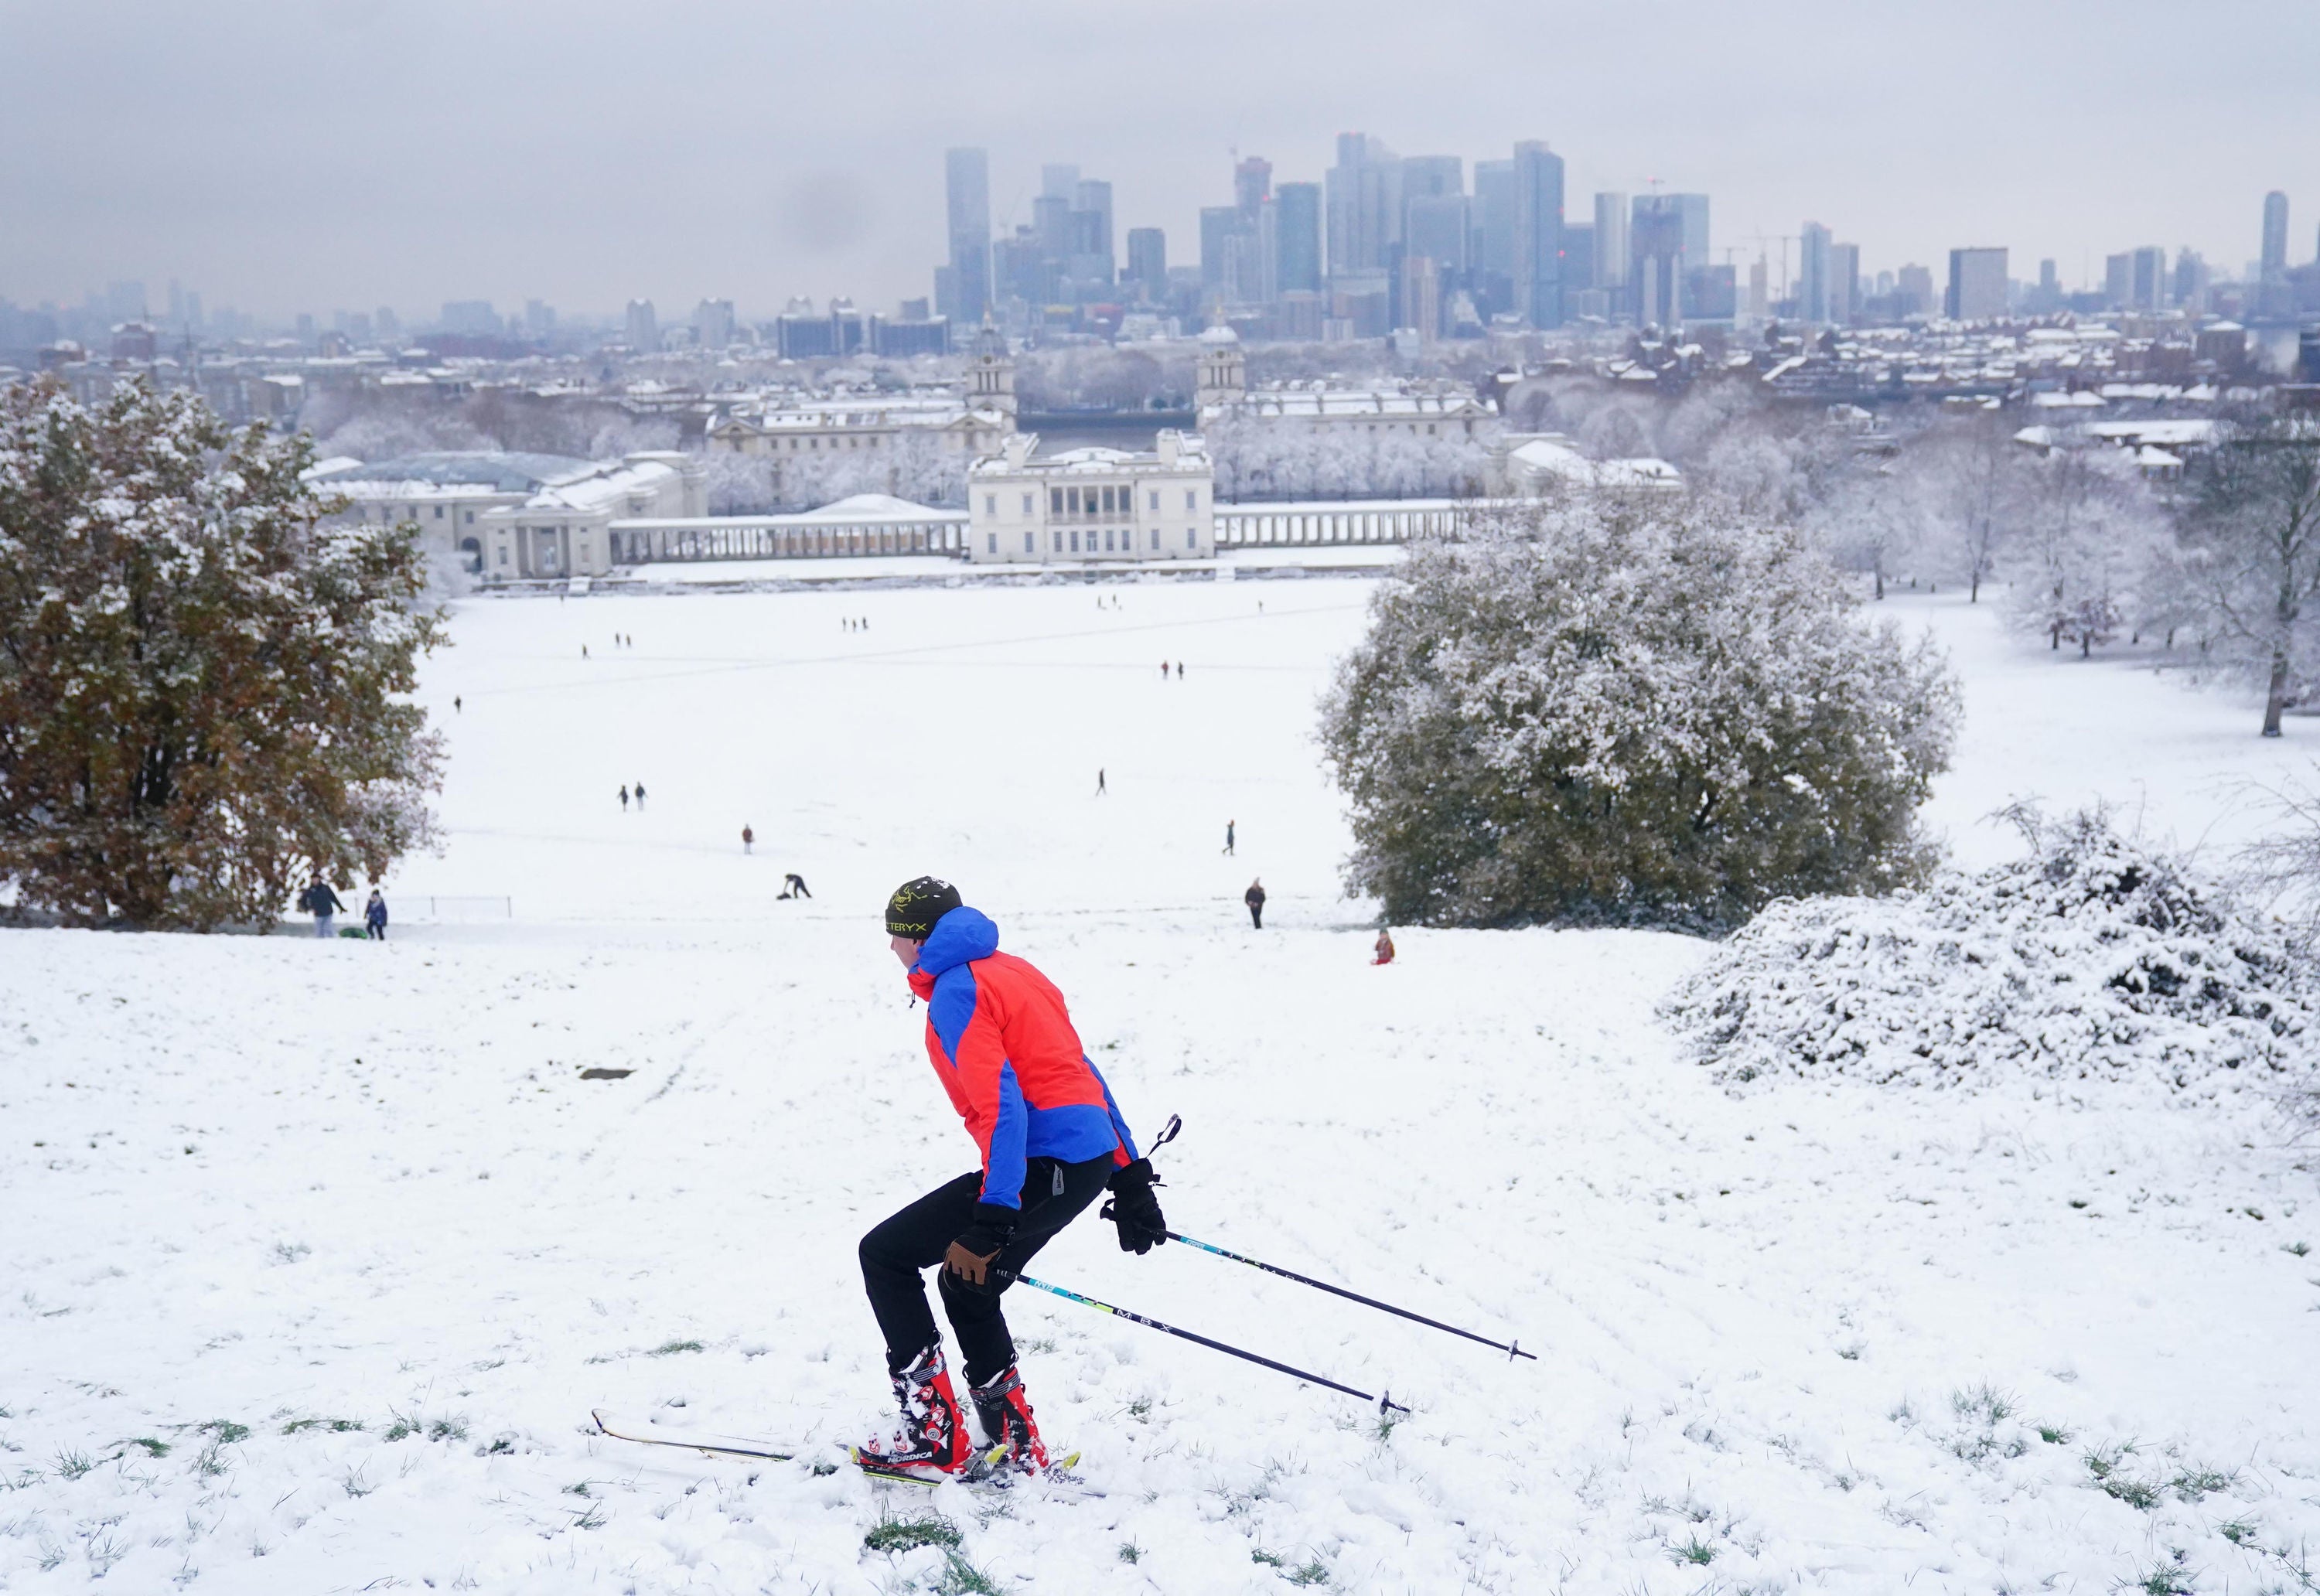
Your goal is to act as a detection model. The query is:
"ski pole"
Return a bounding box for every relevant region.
[1001,1270,1408,1414]
[1162,1233,1537,1362]
[1134,1113,1533,1363]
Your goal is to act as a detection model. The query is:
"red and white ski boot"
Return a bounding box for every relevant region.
[854,1345,971,1476]
[967,1364,1053,1475]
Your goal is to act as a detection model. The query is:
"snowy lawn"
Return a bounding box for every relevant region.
[5,580,2318,1593]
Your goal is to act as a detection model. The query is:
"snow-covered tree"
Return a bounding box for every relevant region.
[2178,418,2320,736]
[2003,442,2165,656]
[1319,500,1960,931]
[0,379,445,929]
[1902,414,2029,602]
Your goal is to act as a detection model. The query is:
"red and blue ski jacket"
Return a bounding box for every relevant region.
[906,905,1139,1209]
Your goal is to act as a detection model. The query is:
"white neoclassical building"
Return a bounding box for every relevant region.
[1191,319,1496,443]
[966,432,1214,565]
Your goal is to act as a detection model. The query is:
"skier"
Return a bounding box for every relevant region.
[1223,819,1235,856]
[1096,768,1107,796]
[619,784,629,812]
[1244,878,1266,929]
[1372,927,1395,966]
[300,875,346,939]
[742,824,754,855]
[855,877,1168,1477]
[780,872,813,899]
[634,782,647,810]
[365,889,390,941]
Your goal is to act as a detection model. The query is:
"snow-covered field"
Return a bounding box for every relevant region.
[5,579,2318,1594]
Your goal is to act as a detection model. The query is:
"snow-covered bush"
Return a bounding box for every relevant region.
[0,378,445,929]
[1664,809,2320,1113]
[1319,500,1960,930]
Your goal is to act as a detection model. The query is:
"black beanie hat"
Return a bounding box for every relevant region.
[885,875,962,939]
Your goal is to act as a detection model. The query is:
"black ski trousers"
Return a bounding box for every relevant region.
[860,1154,1112,1386]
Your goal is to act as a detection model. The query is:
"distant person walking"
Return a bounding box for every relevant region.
[365,889,390,941]
[742,824,755,854]
[1372,927,1395,966]
[1175,661,1184,679]
[453,695,462,714]
[780,872,813,900]
[619,785,629,811]
[1159,660,1169,679]
[634,782,647,810]
[1223,820,1235,856]
[1244,878,1266,929]
[301,875,346,939]
[1096,768,1107,796]
[582,643,589,659]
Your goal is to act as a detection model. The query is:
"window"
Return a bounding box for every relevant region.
[1101,486,1115,513]
[1050,488,1064,514]
[1149,489,1159,511]
[433,505,444,519]
[984,494,997,515]
[466,511,475,524]
[498,547,509,565]
[1186,528,1197,549]
[987,533,998,553]
[1068,486,1081,516]
[1184,489,1197,510]
[1023,531,1035,554]
[1150,528,1159,550]
[1104,529,1114,551]
[1070,530,1080,552]
[1053,530,1062,552]
[1021,492,1033,514]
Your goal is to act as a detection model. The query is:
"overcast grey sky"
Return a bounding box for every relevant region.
[4,0,2315,321]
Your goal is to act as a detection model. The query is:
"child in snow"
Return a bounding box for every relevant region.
[364,889,389,941]
[1372,927,1394,965]
[1244,878,1266,929]
[855,877,1168,1478]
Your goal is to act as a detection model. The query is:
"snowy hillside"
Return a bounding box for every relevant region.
[4,580,2318,1593]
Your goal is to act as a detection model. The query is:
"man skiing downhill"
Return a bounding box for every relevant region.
[856,876,1169,1477]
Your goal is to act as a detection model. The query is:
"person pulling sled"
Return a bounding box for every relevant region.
[855,876,1168,1478]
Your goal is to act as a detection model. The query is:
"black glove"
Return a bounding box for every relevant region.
[945,1202,1017,1292]
[1101,1158,1168,1255]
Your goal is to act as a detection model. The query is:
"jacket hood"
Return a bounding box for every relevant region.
[915,905,998,977]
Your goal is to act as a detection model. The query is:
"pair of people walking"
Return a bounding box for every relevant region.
[299,877,388,940]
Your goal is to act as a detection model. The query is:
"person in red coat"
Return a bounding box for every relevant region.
[855,877,1168,1477]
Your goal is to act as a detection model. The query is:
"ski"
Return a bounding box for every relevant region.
[850,1444,1100,1498]
[591,1409,795,1464]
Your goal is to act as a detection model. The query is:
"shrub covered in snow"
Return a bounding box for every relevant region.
[0,378,445,928]
[1319,499,1960,930]
[1664,809,2320,1112]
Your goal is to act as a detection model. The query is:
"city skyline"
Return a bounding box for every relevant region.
[5,0,2318,320]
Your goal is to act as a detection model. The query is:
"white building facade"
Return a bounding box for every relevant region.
[476,452,706,580]
[966,432,1214,565]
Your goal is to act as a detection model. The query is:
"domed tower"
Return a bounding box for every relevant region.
[968,313,1016,422]
[1195,321,1246,414]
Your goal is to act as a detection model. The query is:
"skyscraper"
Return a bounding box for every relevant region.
[1274,182,1322,295]
[1592,193,1629,292]
[2262,190,2290,279]
[1070,179,1114,288]
[1799,222,1833,322]
[1042,164,1080,200]
[625,298,658,352]
[1473,159,1517,317]
[1629,195,1690,326]
[943,148,991,322]
[1829,243,1860,324]
[1511,141,1565,329]
[1325,133,1401,276]
[1946,248,2008,320]
[1235,157,1272,220]
[1124,228,1167,297]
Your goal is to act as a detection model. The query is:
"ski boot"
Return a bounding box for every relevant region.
[967,1364,1053,1475]
[854,1345,971,1476]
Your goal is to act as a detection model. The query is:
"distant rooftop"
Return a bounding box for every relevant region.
[307,451,593,493]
